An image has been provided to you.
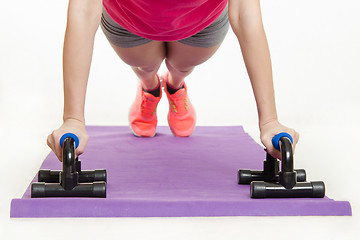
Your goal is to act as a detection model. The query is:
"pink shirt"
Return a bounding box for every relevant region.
[103,0,228,41]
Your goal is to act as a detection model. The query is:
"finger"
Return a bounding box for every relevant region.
[54,134,63,162]
[291,130,300,154]
[75,148,84,159]
[270,149,281,160]
[273,149,282,160]
[47,134,61,161]
[294,131,300,144]
[265,144,281,160]
[261,135,277,159]
[75,139,85,158]
[46,134,54,152]
[75,134,89,158]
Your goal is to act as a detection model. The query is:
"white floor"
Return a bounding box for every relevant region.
[1,1,359,239]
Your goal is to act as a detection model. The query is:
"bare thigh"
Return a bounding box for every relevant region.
[166,41,223,71]
[164,41,223,87]
[110,41,166,89]
[110,41,165,70]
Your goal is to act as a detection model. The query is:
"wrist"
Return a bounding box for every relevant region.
[63,116,85,125]
[259,117,278,130]
[256,103,278,130]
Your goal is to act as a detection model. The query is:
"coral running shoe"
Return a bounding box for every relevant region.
[162,71,196,137]
[129,79,162,137]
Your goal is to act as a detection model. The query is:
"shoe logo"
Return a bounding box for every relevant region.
[146,96,154,102]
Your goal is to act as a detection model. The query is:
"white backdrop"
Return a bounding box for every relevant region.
[1,0,359,239]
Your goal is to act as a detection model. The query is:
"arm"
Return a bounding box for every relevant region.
[63,0,103,122]
[47,0,103,161]
[228,0,299,158]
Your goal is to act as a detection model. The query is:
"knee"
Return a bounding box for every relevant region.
[165,59,194,75]
[136,65,159,74]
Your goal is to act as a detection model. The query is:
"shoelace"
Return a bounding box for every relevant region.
[141,92,158,116]
[169,91,188,115]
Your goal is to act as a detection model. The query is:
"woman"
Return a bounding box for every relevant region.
[47,0,299,161]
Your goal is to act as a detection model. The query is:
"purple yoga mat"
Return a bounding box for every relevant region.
[11,126,351,217]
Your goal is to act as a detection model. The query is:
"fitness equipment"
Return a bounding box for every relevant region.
[37,157,106,183]
[238,152,306,184]
[239,132,325,198]
[31,133,106,198]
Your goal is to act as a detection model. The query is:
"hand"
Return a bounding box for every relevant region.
[47,119,89,161]
[260,120,300,160]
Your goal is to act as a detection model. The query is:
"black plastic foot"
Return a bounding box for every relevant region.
[31,182,106,198]
[250,181,325,198]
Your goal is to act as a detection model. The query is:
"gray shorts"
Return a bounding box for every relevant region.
[100,5,229,48]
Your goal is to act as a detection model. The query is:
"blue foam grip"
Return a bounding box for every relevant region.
[272,132,293,151]
[60,133,79,149]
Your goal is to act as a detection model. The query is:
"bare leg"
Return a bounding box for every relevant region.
[110,41,166,90]
[165,41,223,88]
